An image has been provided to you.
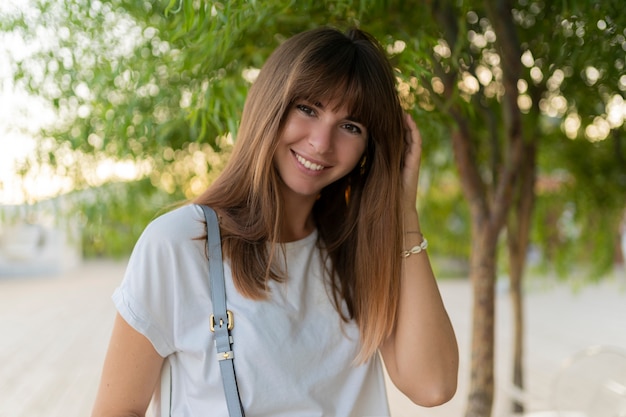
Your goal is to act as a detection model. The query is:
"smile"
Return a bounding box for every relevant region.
[294,152,325,171]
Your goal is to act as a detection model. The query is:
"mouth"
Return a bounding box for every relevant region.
[292,151,325,171]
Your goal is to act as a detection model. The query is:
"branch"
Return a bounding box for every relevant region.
[431,2,490,222]
[484,0,525,231]
[467,69,500,186]
[450,112,491,223]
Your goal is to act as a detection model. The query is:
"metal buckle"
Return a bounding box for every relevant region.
[217,350,234,361]
[210,310,234,332]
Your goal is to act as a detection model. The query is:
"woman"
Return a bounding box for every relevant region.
[91,27,458,417]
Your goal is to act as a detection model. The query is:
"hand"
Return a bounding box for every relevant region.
[401,113,422,210]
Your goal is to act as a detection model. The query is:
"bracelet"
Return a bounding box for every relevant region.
[401,238,428,257]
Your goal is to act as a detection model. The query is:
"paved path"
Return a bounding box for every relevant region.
[0,261,625,417]
[0,261,121,417]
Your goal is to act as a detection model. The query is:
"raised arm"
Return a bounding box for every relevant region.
[91,313,164,417]
[380,114,459,407]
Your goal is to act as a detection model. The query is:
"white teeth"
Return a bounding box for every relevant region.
[295,153,324,171]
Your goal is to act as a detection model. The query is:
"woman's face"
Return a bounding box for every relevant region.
[274,98,368,202]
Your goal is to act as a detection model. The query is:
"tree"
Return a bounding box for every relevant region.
[2,1,625,416]
[366,1,625,415]
[400,2,626,416]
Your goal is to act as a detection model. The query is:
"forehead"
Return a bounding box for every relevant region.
[298,80,368,125]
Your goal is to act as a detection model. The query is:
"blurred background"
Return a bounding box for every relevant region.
[0,1,625,417]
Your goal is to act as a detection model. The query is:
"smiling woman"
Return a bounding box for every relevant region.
[91,27,458,417]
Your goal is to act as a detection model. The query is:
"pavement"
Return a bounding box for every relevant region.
[0,260,625,417]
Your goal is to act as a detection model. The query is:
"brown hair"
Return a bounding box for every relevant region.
[195,27,406,361]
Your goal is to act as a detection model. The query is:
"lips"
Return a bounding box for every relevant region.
[292,151,326,171]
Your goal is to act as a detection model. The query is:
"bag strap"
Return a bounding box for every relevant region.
[201,205,245,417]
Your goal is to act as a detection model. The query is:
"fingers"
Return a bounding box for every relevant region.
[404,113,422,147]
[401,114,422,203]
[403,113,422,166]
[404,112,415,130]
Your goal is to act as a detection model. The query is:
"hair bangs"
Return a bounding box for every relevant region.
[285,41,382,134]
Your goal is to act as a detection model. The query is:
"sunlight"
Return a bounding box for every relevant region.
[0,0,154,205]
[547,69,565,91]
[517,94,532,113]
[585,116,611,142]
[241,67,260,84]
[563,113,581,139]
[95,159,143,182]
[386,40,406,55]
[606,94,626,128]
[459,72,480,95]
[433,40,451,59]
[475,65,493,86]
[0,88,56,204]
[521,50,534,68]
[0,133,37,205]
[0,79,147,204]
[584,66,601,86]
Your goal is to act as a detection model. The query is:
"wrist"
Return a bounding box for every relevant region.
[401,235,428,257]
[403,208,420,231]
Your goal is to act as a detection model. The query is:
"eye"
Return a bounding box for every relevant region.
[296,104,316,117]
[341,123,363,135]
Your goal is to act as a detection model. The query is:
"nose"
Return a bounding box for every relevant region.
[308,124,333,154]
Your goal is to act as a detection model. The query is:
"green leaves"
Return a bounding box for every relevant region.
[3,0,624,265]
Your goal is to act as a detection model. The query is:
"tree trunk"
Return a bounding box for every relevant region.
[506,141,536,413]
[449,117,517,417]
[466,226,499,417]
[509,263,525,413]
[431,3,525,415]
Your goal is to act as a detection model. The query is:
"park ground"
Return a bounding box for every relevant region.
[0,260,625,417]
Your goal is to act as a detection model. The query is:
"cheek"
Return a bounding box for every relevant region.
[342,140,367,168]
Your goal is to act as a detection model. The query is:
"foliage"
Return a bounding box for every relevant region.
[3,0,466,257]
[3,0,624,262]
[534,132,626,277]
[74,178,184,258]
[406,0,626,277]
[519,0,626,275]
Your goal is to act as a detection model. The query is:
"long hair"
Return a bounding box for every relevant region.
[195,27,406,361]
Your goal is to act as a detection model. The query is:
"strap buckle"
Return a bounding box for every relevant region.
[210,310,234,332]
[217,350,234,361]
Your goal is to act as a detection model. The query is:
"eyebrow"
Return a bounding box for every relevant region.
[307,99,365,126]
[344,113,365,126]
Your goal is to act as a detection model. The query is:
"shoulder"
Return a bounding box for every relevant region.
[129,204,206,262]
[116,204,212,355]
[121,203,212,303]
[142,204,205,241]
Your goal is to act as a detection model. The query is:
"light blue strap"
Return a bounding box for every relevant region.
[200,205,245,417]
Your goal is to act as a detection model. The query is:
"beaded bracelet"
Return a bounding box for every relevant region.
[401,238,428,258]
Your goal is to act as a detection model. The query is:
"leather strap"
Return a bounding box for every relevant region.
[201,205,245,417]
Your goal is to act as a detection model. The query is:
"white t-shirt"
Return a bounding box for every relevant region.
[113,204,390,417]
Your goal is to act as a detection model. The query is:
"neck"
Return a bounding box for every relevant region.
[278,186,317,242]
